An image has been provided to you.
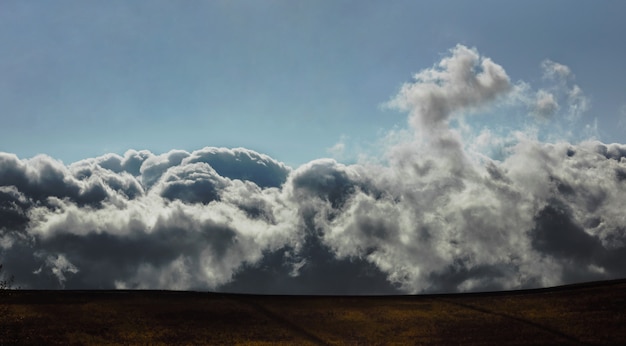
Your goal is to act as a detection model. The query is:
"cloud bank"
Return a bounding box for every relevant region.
[2,45,626,294]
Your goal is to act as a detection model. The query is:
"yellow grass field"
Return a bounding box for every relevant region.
[1,279,625,345]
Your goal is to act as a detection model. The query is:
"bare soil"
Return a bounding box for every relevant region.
[1,279,625,345]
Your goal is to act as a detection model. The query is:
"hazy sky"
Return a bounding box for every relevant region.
[2,1,626,294]
[1,1,625,166]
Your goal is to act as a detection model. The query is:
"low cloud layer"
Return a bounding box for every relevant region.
[2,45,626,294]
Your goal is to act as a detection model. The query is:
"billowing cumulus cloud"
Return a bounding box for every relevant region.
[386,44,511,132]
[2,45,626,294]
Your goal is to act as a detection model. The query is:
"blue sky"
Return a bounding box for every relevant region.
[1,0,625,167]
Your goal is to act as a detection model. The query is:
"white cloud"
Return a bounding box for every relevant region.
[537,60,589,123]
[34,253,79,288]
[567,84,590,121]
[327,135,349,162]
[541,59,572,80]
[533,89,560,119]
[386,44,511,132]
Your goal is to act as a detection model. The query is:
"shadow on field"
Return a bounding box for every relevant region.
[231,295,329,345]
[435,298,585,345]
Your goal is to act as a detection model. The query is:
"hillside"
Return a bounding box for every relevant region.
[1,279,625,345]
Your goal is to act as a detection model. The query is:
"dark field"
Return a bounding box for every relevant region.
[1,280,625,345]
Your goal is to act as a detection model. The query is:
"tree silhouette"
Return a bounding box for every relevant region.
[0,264,14,290]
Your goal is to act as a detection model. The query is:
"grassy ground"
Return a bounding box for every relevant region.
[1,279,625,345]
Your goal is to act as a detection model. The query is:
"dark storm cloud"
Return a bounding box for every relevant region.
[0,186,29,232]
[531,202,603,261]
[222,238,401,295]
[34,212,240,289]
[2,45,626,293]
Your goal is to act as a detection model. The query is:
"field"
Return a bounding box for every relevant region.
[1,279,625,345]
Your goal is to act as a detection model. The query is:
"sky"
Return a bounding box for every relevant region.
[2,0,626,166]
[1,1,626,293]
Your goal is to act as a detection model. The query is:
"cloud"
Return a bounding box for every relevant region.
[535,60,589,123]
[619,105,626,130]
[0,147,298,290]
[34,253,80,288]
[541,59,572,80]
[567,84,590,120]
[2,45,626,294]
[156,162,228,204]
[182,147,291,189]
[327,135,348,161]
[533,90,559,119]
[386,44,511,132]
